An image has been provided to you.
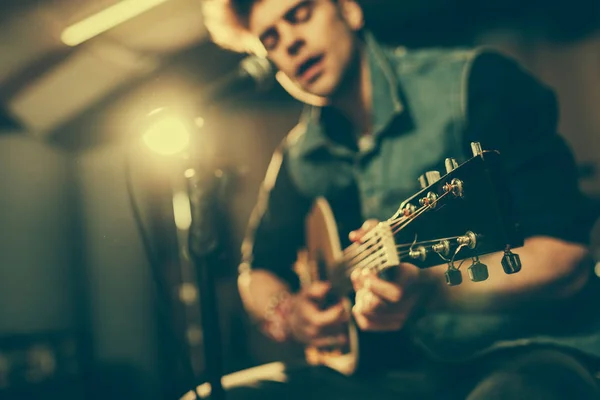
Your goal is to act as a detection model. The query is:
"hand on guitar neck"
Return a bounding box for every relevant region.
[350,220,425,332]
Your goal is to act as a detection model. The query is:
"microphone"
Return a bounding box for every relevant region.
[202,55,275,103]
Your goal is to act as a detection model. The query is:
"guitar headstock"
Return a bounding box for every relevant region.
[387,142,523,285]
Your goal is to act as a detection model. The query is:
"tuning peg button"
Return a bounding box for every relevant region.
[425,171,441,185]
[468,260,489,282]
[471,142,483,157]
[418,171,441,189]
[445,268,463,286]
[445,158,459,174]
[502,250,522,274]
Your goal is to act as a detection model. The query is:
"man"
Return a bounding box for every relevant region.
[198,0,600,398]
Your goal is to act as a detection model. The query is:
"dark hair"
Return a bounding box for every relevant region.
[202,0,266,54]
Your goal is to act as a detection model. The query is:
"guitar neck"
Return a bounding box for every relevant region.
[326,223,399,296]
[319,146,524,297]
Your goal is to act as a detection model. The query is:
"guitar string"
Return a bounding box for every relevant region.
[395,235,461,249]
[341,249,423,278]
[339,205,432,271]
[339,189,444,262]
[342,235,462,272]
[339,190,454,276]
[390,191,452,235]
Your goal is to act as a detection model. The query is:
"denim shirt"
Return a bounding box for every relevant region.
[242,32,600,362]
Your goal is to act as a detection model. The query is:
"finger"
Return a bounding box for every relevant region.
[354,288,386,315]
[304,281,331,301]
[350,269,365,291]
[361,219,379,231]
[350,267,377,291]
[348,219,379,243]
[310,302,349,328]
[365,276,403,304]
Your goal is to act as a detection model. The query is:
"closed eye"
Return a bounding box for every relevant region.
[258,0,315,52]
[260,28,279,51]
[286,1,314,24]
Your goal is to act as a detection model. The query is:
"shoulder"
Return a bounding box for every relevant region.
[465,49,555,98]
[463,48,558,116]
[384,44,539,87]
[383,44,478,76]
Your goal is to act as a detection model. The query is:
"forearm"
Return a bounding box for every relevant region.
[238,268,292,321]
[422,236,592,313]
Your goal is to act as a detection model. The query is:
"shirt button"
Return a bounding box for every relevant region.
[358,135,375,153]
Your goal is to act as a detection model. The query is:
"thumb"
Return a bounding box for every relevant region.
[305,281,331,301]
[349,219,379,243]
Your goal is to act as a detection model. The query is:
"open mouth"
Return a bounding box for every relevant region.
[296,54,324,81]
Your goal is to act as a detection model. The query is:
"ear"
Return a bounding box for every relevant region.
[339,0,364,31]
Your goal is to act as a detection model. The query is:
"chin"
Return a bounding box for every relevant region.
[304,74,340,99]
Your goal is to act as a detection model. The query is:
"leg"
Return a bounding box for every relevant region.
[466,348,600,400]
[181,361,404,400]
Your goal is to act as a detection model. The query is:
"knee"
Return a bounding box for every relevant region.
[467,349,600,400]
[467,370,563,400]
[185,362,288,399]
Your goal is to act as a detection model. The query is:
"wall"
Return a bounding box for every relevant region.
[73,143,163,399]
[0,135,75,333]
[0,134,82,398]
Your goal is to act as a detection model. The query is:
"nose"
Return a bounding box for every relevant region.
[280,24,304,56]
[286,38,304,56]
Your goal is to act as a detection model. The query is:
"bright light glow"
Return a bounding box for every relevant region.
[143,115,190,155]
[595,261,600,278]
[172,191,192,230]
[194,117,205,128]
[61,0,170,46]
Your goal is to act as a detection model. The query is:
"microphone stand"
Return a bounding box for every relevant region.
[186,167,226,400]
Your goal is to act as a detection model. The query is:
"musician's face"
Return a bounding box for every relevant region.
[248,0,364,99]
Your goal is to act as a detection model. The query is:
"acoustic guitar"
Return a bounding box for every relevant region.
[293,143,524,376]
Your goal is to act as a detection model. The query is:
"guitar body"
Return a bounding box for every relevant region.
[293,198,361,376]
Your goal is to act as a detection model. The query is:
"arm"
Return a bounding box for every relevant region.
[423,237,591,312]
[423,50,596,312]
[351,52,597,329]
[238,146,312,322]
[239,146,351,345]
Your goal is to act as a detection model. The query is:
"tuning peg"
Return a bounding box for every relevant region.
[445,158,459,174]
[471,142,483,157]
[501,249,522,274]
[409,246,427,261]
[418,171,441,189]
[445,266,463,286]
[457,231,478,249]
[432,240,450,257]
[468,258,489,282]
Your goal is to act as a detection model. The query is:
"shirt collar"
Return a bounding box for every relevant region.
[294,31,404,158]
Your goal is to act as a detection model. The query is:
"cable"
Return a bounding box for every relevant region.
[123,140,198,397]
